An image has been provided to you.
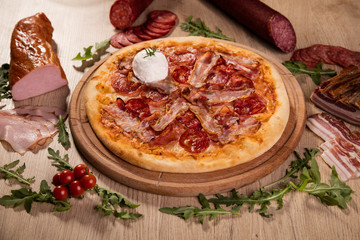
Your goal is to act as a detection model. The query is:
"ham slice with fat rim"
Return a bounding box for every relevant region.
[9,12,68,101]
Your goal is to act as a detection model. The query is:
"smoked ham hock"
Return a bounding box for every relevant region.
[9,12,67,101]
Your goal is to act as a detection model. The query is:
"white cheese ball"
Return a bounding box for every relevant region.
[132,49,169,83]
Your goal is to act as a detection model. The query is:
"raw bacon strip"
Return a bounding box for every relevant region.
[306,113,360,144]
[307,113,360,181]
[9,13,68,101]
[189,52,220,88]
[151,98,188,131]
[218,115,260,144]
[189,104,222,135]
[102,103,154,142]
[310,66,360,126]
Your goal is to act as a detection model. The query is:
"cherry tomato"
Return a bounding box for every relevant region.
[53,185,69,200]
[80,174,97,189]
[73,164,89,180]
[69,180,85,197]
[59,170,75,185]
[52,173,62,186]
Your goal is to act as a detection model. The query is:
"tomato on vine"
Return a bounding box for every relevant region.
[69,180,85,197]
[53,185,69,200]
[59,170,75,185]
[81,174,97,189]
[73,164,89,180]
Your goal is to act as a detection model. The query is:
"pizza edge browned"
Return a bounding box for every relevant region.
[84,36,290,173]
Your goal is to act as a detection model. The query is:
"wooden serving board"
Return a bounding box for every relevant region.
[69,43,306,197]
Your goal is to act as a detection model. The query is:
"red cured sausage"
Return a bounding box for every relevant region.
[109,0,153,30]
[207,0,296,53]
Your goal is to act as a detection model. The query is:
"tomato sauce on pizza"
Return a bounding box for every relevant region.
[85,37,289,173]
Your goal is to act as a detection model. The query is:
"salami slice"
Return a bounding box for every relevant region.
[124,27,143,43]
[145,22,173,35]
[109,0,153,30]
[149,10,178,25]
[133,26,153,40]
[291,45,360,69]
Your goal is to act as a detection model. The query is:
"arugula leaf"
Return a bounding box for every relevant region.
[0,63,11,101]
[159,149,354,223]
[181,16,235,41]
[55,115,70,149]
[72,39,110,61]
[143,46,157,58]
[0,160,35,185]
[282,61,337,85]
[0,180,71,213]
[47,147,73,171]
[94,185,142,220]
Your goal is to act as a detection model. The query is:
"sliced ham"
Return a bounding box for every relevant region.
[0,105,67,154]
[307,112,360,181]
[9,13,68,101]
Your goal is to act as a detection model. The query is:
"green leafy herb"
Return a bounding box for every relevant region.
[0,180,71,213]
[94,185,142,220]
[0,63,11,101]
[159,149,354,223]
[282,61,337,85]
[72,39,110,61]
[47,147,73,171]
[55,115,70,149]
[0,160,35,185]
[143,46,157,58]
[181,16,235,41]
[159,193,240,224]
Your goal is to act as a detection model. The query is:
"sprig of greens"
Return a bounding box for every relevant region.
[160,194,240,224]
[72,39,110,61]
[181,16,235,41]
[47,148,141,219]
[55,115,70,149]
[0,160,35,186]
[159,149,354,223]
[47,147,73,171]
[0,63,11,101]
[282,61,337,85]
[143,46,157,58]
[94,185,142,220]
[0,180,71,213]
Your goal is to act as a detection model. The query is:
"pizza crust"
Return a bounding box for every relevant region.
[84,36,290,173]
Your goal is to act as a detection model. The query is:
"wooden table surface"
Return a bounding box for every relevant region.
[0,0,359,239]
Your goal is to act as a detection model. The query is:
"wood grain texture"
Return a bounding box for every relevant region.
[0,0,359,240]
[69,41,306,196]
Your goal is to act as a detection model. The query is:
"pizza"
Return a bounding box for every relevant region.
[84,36,290,173]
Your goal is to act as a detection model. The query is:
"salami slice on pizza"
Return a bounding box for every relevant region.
[84,37,290,173]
